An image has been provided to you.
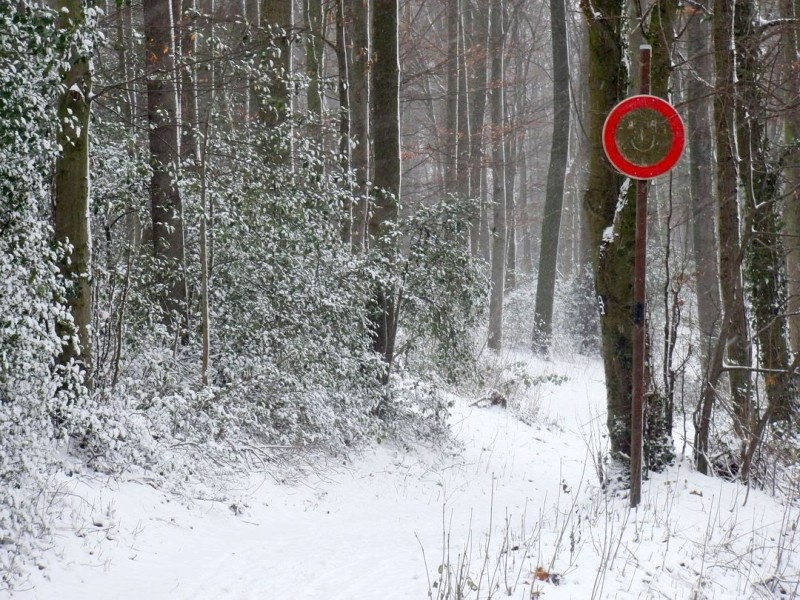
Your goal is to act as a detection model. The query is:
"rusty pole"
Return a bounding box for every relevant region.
[630,44,651,509]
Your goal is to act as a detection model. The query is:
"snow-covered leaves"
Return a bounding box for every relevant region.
[0,1,86,588]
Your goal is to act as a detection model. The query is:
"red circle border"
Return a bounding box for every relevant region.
[602,95,685,180]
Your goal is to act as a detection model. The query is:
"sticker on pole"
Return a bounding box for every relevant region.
[602,95,685,180]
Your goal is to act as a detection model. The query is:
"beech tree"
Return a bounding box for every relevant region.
[487,0,506,351]
[350,0,370,251]
[54,0,93,373]
[143,0,188,333]
[532,0,570,354]
[685,1,721,360]
[370,0,401,377]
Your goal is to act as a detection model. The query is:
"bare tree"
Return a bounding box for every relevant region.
[487,0,507,351]
[686,2,721,362]
[781,0,800,356]
[532,0,570,354]
[714,0,752,441]
[370,0,401,378]
[350,0,370,250]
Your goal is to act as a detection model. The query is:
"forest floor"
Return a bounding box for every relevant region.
[10,351,800,599]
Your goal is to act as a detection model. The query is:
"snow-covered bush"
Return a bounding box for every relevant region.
[0,2,86,587]
[395,195,489,384]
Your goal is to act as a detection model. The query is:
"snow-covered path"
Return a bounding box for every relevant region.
[15,355,800,599]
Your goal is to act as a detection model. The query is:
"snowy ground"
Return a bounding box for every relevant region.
[10,352,800,599]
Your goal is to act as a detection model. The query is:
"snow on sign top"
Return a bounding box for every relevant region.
[602,94,685,180]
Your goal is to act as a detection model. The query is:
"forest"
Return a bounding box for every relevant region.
[2,0,800,595]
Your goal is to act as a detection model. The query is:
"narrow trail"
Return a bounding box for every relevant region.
[19,354,798,599]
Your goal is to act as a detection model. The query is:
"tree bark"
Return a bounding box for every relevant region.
[336,0,351,244]
[736,0,793,425]
[467,1,490,257]
[54,0,93,375]
[350,0,370,251]
[504,127,517,292]
[518,147,533,275]
[143,0,188,333]
[260,0,293,140]
[533,0,570,353]
[487,0,506,351]
[782,0,800,357]
[580,0,630,456]
[445,0,459,194]
[178,0,198,164]
[686,2,722,362]
[714,0,753,441]
[370,0,401,377]
[305,0,323,140]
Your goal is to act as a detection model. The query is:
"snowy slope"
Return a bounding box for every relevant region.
[12,354,800,599]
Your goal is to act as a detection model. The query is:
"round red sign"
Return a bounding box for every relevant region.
[602,95,685,180]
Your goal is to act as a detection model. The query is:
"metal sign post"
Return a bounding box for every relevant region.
[602,45,685,508]
[629,46,651,509]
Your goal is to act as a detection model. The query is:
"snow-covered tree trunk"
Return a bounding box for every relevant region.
[736,0,792,426]
[580,0,630,457]
[54,0,93,375]
[714,0,752,441]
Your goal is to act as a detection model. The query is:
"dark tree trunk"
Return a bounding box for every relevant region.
[715,0,753,444]
[736,0,793,426]
[782,0,800,357]
[350,0,370,251]
[369,0,400,379]
[533,0,570,354]
[143,0,188,333]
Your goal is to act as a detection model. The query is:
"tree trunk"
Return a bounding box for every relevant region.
[305,0,323,140]
[143,0,188,333]
[350,0,370,251]
[686,2,722,362]
[713,0,752,442]
[736,0,793,426]
[178,0,198,164]
[504,129,517,292]
[54,0,93,375]
[336,0,351,244]
[782,0,800,357]
[487,0,506,351]
[580,0,630,456]
[533,0,570,354]
[468,1,490,257]
[445,0,459,194]
[370,0,400,378]
[456,3,471,203]
[261,0,293,140]
[518,148,533,275]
